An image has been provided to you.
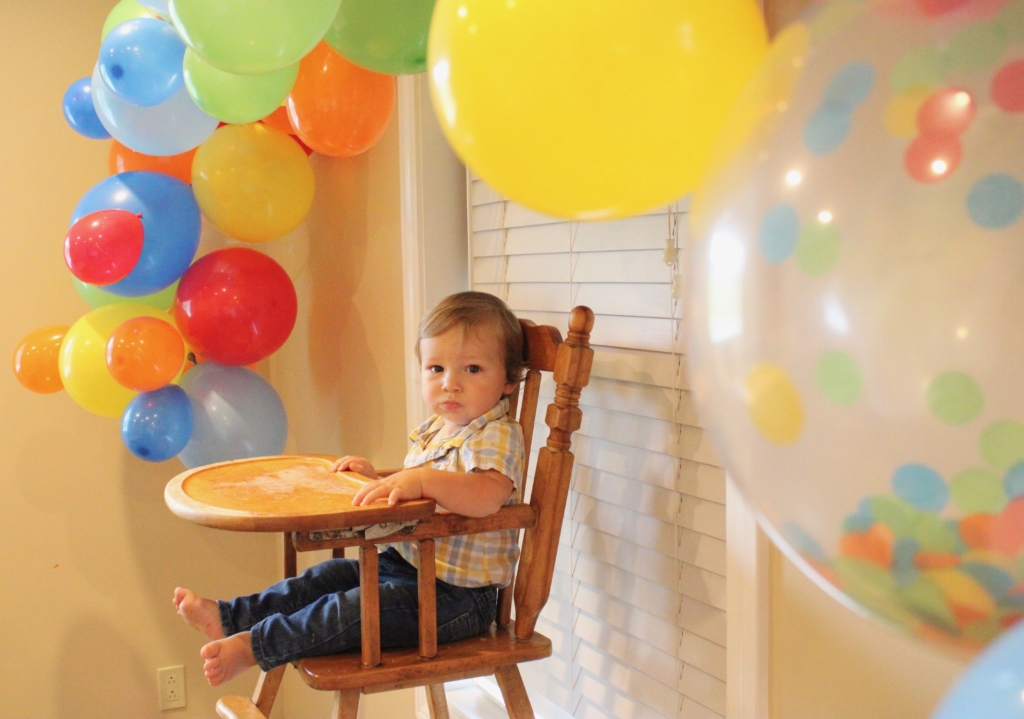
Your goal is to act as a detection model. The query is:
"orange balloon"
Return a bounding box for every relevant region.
[287,42,395,157]
[260,105,296,135]
[108,140,197,185]
[105,316,185,392]
[12,325,69,394]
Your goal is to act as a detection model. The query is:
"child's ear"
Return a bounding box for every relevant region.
[503,381,517,397]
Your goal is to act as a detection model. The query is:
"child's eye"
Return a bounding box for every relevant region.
[467,365,481,374]
[428,365,443,373]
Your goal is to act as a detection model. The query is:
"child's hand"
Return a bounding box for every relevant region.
[331,455,378,480]
[352,470,423,507]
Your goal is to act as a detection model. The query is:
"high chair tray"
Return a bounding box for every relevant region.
[164,455,437,532]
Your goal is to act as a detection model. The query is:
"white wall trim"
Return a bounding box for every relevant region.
[726,475,771,719]
[398,74,428,429]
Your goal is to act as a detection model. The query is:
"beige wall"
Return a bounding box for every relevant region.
[2,2,410,717]
[770,546,967,719]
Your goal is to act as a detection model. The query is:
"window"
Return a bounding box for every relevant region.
[467,177,728,719]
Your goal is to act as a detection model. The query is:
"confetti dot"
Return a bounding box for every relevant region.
[804,103,853,155]
[844,511,875,533]
[928,371,983,424]
[893,463,948,511]
[891,46,947,92]
[960,562,1014,599]
[781,521,827,562]
[746,363,803,444]
[982,420,1024,471]
[992,60,1024,112]
[870,494,920,537]
[951,468,1006,514]
[917,87,975,137]
[1004,461,1024,499]
[967,174,1024,229]
[823,61,875,109]
[795,220,841,275]
[885,85,935,138]
[905,133,962,183]
[916,513,960,554]
[945,22,1009,74]
[927,568,995,614]
[759,204,800,263]
[901,576,955,626]
[917,0,970,17]
[817,350,862,405]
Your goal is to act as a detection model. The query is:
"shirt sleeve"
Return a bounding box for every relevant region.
[460,418,525,492]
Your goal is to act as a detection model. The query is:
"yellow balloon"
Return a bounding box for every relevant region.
[427,0,767,220]
[192,123,315,243]
[59,304,176,418]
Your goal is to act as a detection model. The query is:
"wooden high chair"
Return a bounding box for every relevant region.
[216,306,594,719]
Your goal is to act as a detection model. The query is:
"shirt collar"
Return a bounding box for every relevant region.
[409,397,511,450]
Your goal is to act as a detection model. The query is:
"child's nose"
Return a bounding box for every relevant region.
[441,371,460,391]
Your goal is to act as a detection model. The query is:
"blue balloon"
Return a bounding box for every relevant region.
[121,385,194,462]
[99,19,186,107]
[62,78,111,139]
[931,619,1024,719]
[71,171,201,296]
[90,62,217,156]
[178,364,288,469]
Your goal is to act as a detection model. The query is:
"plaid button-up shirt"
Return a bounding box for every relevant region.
[386,398,525,588]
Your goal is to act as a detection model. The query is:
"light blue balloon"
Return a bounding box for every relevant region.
[121,385,194,462]
[931,619,1024,718]
[100,18,186,107]
[71,171,201,296]
[90,62,217,156]
[178,364,288,469]
[138,0,169,12]
[62,78,111,139]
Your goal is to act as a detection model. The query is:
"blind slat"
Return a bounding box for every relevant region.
[679,596,727,647]
[678,665,726,716]
[573,582,681,657]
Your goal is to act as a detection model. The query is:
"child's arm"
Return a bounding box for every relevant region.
[351,467,514,518]
[330,455,378,480]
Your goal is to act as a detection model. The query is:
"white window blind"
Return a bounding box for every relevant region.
[468,176,728,719]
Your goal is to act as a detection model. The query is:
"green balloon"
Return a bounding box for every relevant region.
[73,277,178,311]
[101,0,155,42]
[324,0,436,75]
[183,49,299,124]
[169,0,342,75]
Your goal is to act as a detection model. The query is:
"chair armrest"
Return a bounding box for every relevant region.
[291,503,537,552]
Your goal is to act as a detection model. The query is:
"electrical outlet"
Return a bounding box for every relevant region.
[158,665,186,711]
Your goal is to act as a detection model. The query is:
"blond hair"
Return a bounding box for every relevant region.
[416,292,526,388]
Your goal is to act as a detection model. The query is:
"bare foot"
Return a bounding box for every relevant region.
[173,587,225,640]
[200,633,257,686]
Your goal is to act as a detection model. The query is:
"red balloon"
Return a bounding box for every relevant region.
[64,209,144,286]
[174,248,297,366]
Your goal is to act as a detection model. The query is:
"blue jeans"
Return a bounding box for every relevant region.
[218,548,499,671]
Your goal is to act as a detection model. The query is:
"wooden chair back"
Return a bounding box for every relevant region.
[218,307,594,719]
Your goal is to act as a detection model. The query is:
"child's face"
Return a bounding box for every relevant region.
[420,324,516,432]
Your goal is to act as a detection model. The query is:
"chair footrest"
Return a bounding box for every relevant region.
[216,696,268,719]
[295,621,552,692]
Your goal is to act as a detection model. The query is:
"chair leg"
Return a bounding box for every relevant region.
[494,666,535,719]
[252,666,286,717]
[331,690,360,719]
[426,684,450,719]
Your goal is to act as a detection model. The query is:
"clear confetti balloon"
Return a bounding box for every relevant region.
[687,0,1024,655]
